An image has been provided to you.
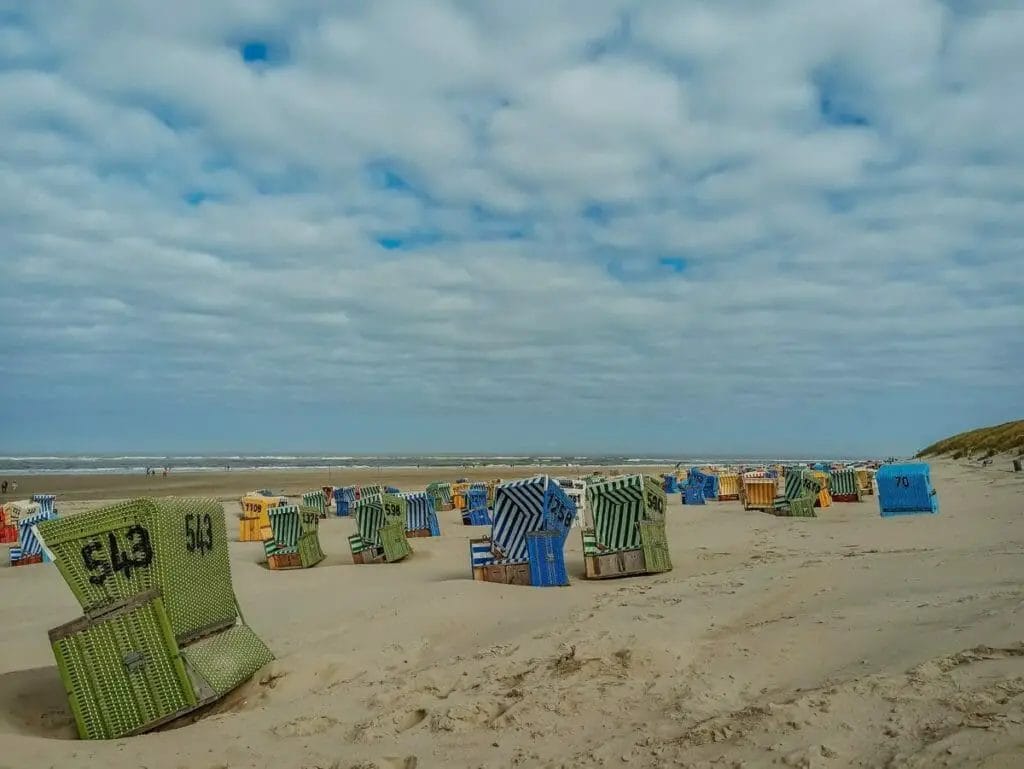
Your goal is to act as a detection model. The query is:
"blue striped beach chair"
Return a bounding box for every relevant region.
[401,492,440,537]
[333,486,356,516]
[462,485,491,525]
[32,494,57,516]
[469,475,575,587]
[18,507,57,563]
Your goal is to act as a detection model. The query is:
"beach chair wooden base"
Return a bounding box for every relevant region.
[832,493,861,503]
[716,494,739,502]
[472,562,532,586]
[12,553,43,566]
[584,549,648,579]
[351,548,384,564]
[407,528,433,538]
[267,552,303,570]
[238,516,263,542]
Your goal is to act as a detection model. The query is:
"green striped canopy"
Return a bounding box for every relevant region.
[830,469,858,496]
[585,474,666,551]
[266,504,321,554]
[353,493,407,546]
[784,470,822,500]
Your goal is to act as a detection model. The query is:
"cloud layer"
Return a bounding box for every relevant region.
[2,1,1022,454]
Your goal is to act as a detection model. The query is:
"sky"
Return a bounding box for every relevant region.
[1,0,1022,456]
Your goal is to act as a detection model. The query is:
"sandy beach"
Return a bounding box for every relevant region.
[1,459,1022,768]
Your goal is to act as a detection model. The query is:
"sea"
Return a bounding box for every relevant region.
[0,454,868,476]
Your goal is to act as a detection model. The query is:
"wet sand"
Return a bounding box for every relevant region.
[2,465,672,503]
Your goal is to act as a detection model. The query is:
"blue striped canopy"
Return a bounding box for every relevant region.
[490,476,575,561]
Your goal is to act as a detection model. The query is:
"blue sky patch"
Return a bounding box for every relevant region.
[813,65,871,127]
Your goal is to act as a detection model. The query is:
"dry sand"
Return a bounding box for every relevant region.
[1,460,1022,768]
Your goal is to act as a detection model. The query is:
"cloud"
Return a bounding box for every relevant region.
[1,0,1021,454]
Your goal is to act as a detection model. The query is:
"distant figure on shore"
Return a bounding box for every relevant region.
[163,467,168,478]
[10,480,17,493]
[1,480,7,494]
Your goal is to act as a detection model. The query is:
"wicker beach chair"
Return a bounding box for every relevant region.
[582,475,671,579]
[401,492,441,537]
[37,498,274,740]
[469,476,575,587]
[264,504,325,569]
[350,493,412,563]
[302,489,328,519]
[829,469,862,502]
[238,492,286,542]
[461,485,491,525]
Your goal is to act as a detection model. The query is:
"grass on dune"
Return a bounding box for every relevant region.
[917,420,1024,458]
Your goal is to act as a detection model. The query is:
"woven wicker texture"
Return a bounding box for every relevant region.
[379,520,412,562]
[50,592,196,740]
[39,498,238,641]
[182,624,274,696]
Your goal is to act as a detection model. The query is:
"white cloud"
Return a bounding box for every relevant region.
[1,0,1021,453]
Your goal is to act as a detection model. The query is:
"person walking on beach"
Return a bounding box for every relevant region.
[10,480,17,493]
[1,480,7,495]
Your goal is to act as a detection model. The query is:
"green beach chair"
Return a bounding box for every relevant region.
[582,474,672,578]
[38,498,274,740]
[264,503,325,569]
[350,493,412,563]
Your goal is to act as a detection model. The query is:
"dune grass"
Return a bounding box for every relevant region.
[917,420,1024,458]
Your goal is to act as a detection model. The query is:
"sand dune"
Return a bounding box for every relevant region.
[1,460,1022,768]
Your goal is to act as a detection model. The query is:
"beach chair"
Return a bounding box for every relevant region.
[662,475,680,494]
[360,484,383,500]
[469,476,575,587]
[556,479,587,528]
[426,482,454,511]
[264,504,325,569]
[333,486,356,516]
[0,504,17,543]
[36,498,274,740]
[401,492,440,537]
[855,468,874,496]
[302,490,328,519]
[350,493,412,563]
[452,482,470,512]
[14,506,57,565]
[688,469,719,501]
[238,492,286,542]
[774,470,820,518]
[829,469,862,502]
[742,476,784,511]
[462,485,491,525]
[717,472,741,501]
[32,493,57,516]
[682,483,706,505]
[876,463,938,517]
[582,475,671,579]
[810,471,832,508]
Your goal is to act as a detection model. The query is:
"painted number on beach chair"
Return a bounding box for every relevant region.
[646,492,665,515]
[80,526,154,585]
[894,476,910,487]
[185,512,215,554]
[301,511,318,526]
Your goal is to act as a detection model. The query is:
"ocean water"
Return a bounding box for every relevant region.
[0,454,864,476]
